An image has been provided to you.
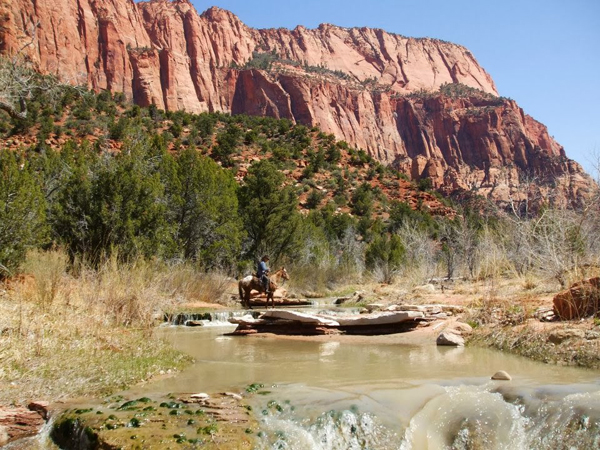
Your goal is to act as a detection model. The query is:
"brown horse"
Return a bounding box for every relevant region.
[238,267,290,309]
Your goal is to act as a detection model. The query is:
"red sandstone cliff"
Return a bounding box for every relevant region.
[0,0,595,205]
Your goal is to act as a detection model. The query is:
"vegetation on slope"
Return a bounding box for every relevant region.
[0,63,457,280]
[1,59,599,405]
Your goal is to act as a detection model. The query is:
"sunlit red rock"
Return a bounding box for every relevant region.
[1,0,596,205]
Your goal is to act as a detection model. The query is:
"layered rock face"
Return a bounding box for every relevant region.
[1,0,595,205]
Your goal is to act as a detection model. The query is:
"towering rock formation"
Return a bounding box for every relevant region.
[0,0,594,205]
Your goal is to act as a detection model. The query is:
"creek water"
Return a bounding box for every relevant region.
[123,323,600,450]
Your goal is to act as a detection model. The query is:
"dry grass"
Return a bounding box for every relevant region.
[0,250,233,405]
[469,323,600,369]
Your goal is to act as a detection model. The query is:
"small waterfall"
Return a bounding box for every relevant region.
[252,384,600,450]
[255,402,401,450]
[400,385,600,449]
[164,310,260,326]
[400,386,527,450]
[164,307,360,326]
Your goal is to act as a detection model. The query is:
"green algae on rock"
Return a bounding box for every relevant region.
[51,393,257,449]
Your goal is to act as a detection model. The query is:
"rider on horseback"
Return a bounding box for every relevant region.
[257,255,270,294]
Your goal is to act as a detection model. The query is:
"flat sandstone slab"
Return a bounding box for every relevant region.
[230,310,426,336]
[261,310,340,326]
[329,311,424,327]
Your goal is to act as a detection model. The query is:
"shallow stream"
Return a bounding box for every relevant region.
[121,323,600,449]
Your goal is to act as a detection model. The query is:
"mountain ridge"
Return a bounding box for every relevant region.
[0,0,595,206]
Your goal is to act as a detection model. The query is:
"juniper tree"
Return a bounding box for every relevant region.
[238,160,302,261]
[0,150,47,275]
[170,147,244,269]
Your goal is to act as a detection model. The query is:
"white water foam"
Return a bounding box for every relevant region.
[253,384,600,450]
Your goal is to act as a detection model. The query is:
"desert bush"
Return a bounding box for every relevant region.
[365,234,405,284]
[508,208,600,287]
[395,221,439,285]
[475,225,512,279]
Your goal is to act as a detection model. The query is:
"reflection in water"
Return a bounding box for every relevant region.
[127,327,600,449]
[319,341,340,362]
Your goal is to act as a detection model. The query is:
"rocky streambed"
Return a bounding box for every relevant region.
[5,277,600,449]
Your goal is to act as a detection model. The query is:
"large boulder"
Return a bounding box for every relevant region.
[553,277,600,320]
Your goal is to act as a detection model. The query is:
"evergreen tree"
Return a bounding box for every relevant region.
[351,182,374,216]
[239,160,302,261]
[365,234,405,282]
[171,147,244,269]
[0,150,47,275]
[51,142,96,259]
[53,134,174,261]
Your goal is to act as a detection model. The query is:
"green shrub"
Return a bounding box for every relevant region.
[0,151,47,275]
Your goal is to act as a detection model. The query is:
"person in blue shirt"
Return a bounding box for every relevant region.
[257,255,270,294]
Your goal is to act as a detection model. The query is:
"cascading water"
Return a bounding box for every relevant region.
[250,383,600,450]
[53,326,599,450]
[164,307,361,326]
[164,310,261,326]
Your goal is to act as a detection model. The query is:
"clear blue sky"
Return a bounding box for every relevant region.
[189,0,599,173]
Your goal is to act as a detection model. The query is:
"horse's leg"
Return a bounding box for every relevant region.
[245,289,252,310]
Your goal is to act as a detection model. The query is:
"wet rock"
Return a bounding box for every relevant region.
[436,331,465,347]
[186,320,205,327]
[491,371,512,381]
[229,316,265,326]
[548,329,586,344]
[0,406,46,446]
[337,290,366,305]
[52,393,255,449]
[27,401,50,420]
[553,277,600,320]
[223,392,243,400]
[190,393,210,400]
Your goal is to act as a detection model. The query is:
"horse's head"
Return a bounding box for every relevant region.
[279,267,290,281]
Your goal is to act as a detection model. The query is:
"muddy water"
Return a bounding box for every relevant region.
[131,326,600,449]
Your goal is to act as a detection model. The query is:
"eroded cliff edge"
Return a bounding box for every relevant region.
[1,0,594,205]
